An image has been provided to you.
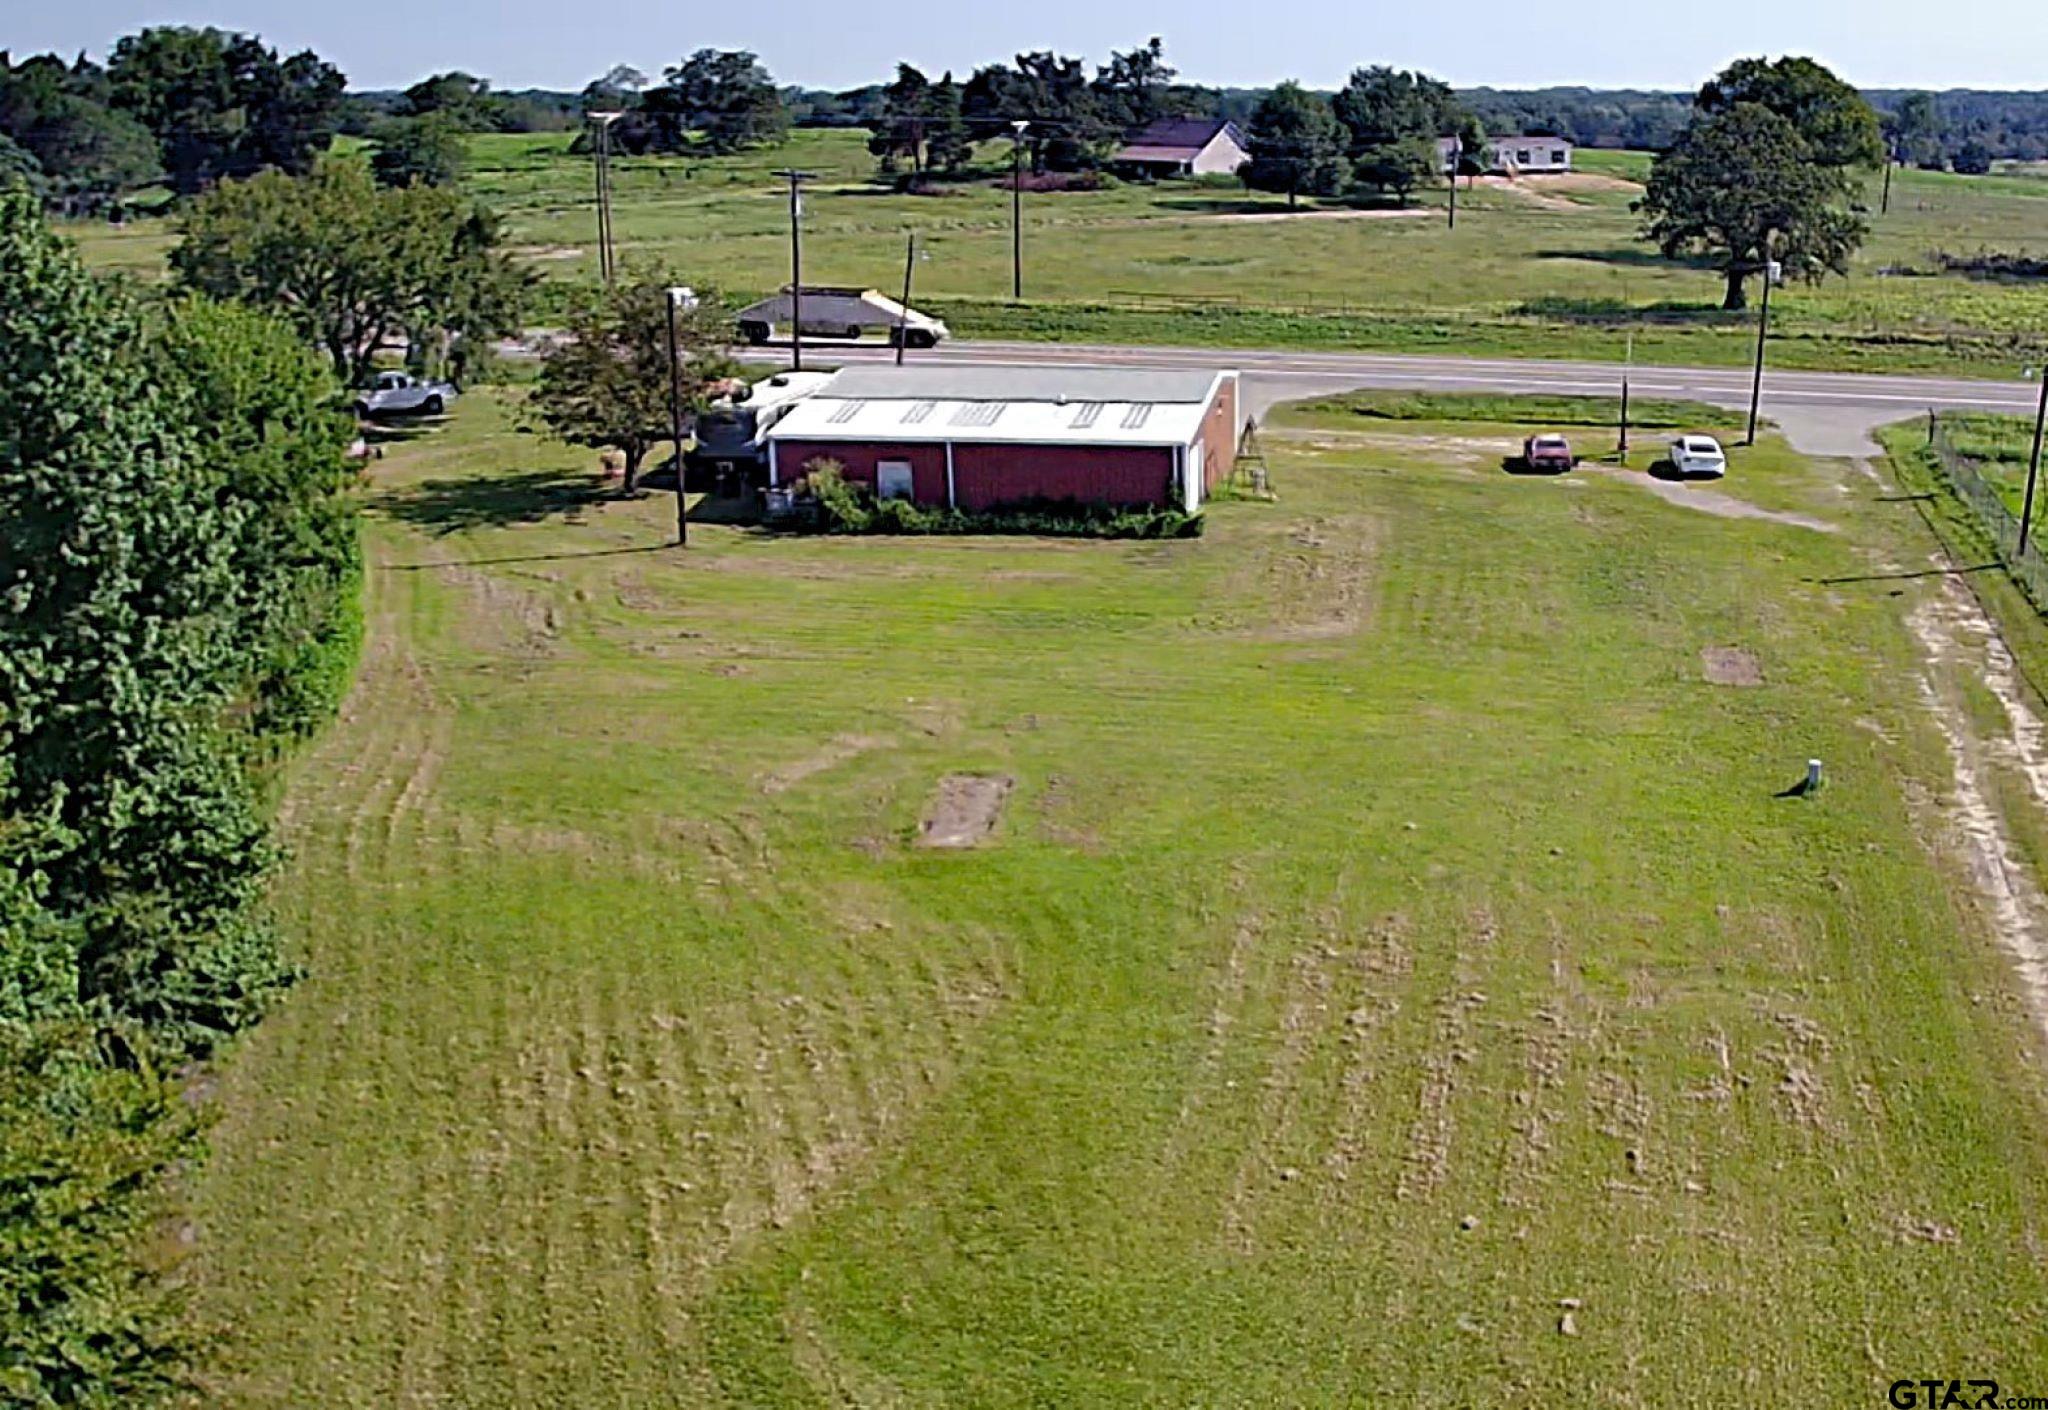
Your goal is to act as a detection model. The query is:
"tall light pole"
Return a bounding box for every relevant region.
[1745,254,1782,447]
[587,111,624,286]
[1010,120,1029,300]
[773,169,816,370]
[894,231,923,367]
[665,286,696,545]
[1619,326,1634,459]
[2021,364,2048,555]
[1446,136,1461,230]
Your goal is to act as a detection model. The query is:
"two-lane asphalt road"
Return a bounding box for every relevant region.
[809,339,2044,457]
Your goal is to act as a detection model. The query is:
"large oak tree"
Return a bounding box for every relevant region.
[1639,102,1866,309]
[172,157,530,384]
[1641,57,1879,308]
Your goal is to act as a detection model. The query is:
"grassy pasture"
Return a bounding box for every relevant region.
[182,390,2048,1405]
[64,127,2048,376]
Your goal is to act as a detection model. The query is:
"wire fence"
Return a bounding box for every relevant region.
[1926,414,2048,606]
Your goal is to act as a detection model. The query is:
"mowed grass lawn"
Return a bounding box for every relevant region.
[188,392,2048,1405]
[64,129,2048,375]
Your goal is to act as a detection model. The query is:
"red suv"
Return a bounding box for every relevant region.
[1522,433,1575,473]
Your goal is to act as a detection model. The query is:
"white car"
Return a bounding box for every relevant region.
[1668,435,1728,478]
[354,372,457,420]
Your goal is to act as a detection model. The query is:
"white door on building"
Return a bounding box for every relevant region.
[877,460,914,501]
[1185,442,1204,513]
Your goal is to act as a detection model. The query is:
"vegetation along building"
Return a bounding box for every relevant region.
[765,365,1242,514]
[1111,118,1253,177]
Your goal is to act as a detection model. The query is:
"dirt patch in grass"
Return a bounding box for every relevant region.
[1582,467,1839,533]
[442,565,564,656]
[1266,427,1518,471]
[917,774,1014,848]
[761,734,892,794]
[1907,570,2048,1042]
[1472,176,1581,211]
[1701,647,1764,686]
[1256,517,1380,641]
[1204,205,1436,225]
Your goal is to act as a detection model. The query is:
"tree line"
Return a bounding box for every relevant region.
[1,186,363,1402]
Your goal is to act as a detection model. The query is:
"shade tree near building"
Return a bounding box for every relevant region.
[529,274,741,493]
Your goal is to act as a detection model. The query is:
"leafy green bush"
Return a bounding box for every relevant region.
[0,190,364,1406]
[791,463,1202,539]
[0,1023,200,1409]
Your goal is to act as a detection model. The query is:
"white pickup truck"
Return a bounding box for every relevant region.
[353,371,458,420]
[735,286,949,348]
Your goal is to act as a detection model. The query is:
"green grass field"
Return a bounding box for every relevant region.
[181,392,2048,1405]
[63,128,2048,376]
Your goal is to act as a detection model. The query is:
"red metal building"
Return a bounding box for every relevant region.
[764,364,1241,514]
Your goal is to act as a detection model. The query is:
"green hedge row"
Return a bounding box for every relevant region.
[789,464,1204,539]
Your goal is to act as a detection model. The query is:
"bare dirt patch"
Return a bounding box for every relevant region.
[1204,205,1435,225]
[1906,569,2048,1041]
[1701,647,1764,687]
[1471,176,1580,211]
[917,774,1014,848]
[1582,467,1838,533]
[1256,517,1379,642]
[1265,427,1518,472]
[761,734,892,795]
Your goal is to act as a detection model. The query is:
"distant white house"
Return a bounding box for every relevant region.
[1437,134,1575,175]
[1112,118,1252,178]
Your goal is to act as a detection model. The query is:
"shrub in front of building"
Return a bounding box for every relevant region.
[792,463,1201,540]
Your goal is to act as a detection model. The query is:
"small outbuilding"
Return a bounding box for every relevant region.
[1112,118,1252,179]
[764,364,1242,514]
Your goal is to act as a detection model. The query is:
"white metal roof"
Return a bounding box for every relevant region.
[767,393,1210,447]
[817,364,1222,405]
[763,364,1230,448]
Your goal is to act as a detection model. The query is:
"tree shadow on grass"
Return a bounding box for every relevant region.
[1512,294,1742,326]
[1533,246,1721,271]
[374,469,620,537]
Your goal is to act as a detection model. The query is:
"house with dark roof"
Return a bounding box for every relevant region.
[1111,118,1251,179]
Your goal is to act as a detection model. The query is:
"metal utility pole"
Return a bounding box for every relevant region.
[1745,255,1781,447]
[665,286,695,545]
[1446,137,1461,229]
[895,231,917,366]
[1010,120,1029,300]
[773,169,816,370]
[1619,327,1634,458]
[588,111,624,286]
[2022,364,2048,555]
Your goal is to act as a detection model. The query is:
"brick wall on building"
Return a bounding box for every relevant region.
[950,444,1176,510]
[773,439,1181,509]
[770,440,949,505]
[1192,374,1240,491]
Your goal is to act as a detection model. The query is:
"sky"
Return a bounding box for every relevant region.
[10,0,2047,93]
